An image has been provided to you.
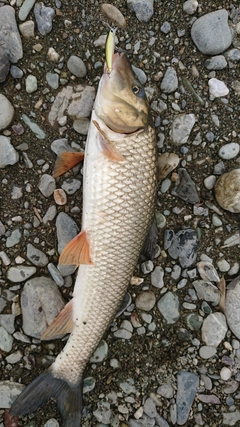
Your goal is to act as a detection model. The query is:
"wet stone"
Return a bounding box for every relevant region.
[157,292,180,324]
[26,243,49,267]
[176,371,199,425]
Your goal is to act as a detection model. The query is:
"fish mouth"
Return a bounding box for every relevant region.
[94,52,151,134]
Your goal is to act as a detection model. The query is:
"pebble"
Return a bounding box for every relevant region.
[38,174,56,197]
[204,175,216,189]
[21,276,65,338]
[0,136,19,168]
[0,381,25,408]
[157,292,180,324]
[225,277,240,340]
[83,376,96,394]
[93,401,112,424]
[47,263,64,287]
[0,47,10,82]
[172,169,199,203]
[22,113,46,139]
[204,55,227,70]
[197,394,221,404]
[56,212,79,254]
[127,0,154,22]
[90,340,108,363]
[164,229,198,268]
[0,5,23,63]
[34,2,55,35]
[222,411,240,426]
[44,419,59,427]
[0,95,15,131]
[220,367,232,381]
[129,414,155,427]
[160,67,178,93]
[67,55,87,78]
[186,313,203,330]
[61,178,81,195]
[191,9,232,55]
[176,371,199,425]
[26,243,49,267]
[0,314,15,334]
[19,0,36,20]
[157,384,174,399]
[151,266,164,288]
[161,21,171,34]
[208,78,229,97]
[19,20,35,37]
[46,72,59,89]
[25,74,37,93]
[199,345,217,359]
[201,312,228,346]
[193,280,220,305]
[73,118,90,134]
[54,189,67,205]
[42,205,57,223]
[227,48,240,62]
[217,259,230,272]
[143,397,157,418]
[214,169,240,213]
[218,142,239,160]
[141,260,154,274]
[0,326,13,352]
[183,0,198,15]
[135,291,156,311]
[7,265,36,282]
[100,4,126,28]
[157,152,180,181]
[170,114,196,145]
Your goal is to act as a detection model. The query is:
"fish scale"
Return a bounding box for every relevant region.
[52,118,157,384]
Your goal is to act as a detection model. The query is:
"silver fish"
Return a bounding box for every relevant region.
[11,50,157,426]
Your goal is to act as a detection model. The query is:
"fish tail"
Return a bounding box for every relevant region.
[10,370,83,426]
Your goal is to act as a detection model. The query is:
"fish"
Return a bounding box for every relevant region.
[10,45,157,426]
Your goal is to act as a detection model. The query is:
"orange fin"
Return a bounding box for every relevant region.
[41,300,74,340]
[93,120,124,162]
[53,151,84,178]
[59,230,93,266]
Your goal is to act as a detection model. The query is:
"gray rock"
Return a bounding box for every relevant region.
[93,401,112,424]
[132,65,147,85]
[0,326,13,352]
[6,228,22,247]
[226,48,240,62]
[10,65,24,78]
[157,383,174,399]
[127,0,154,23]
[155,414,170,427]
[43,419,59,427]
[25,74,37,93]
[135,291,156,311]
[90,340,108,363]
[0,46,10,82]
[225,276,240,339]
[164,229,198,268]
[157,292,180,324]
[170,114,196,145]
[21,276,65,338]
[61,178,81,195]
[19,0,36,20]
[42,205,57,223]
[0,95,15,131]
[202,312,228,346]
[192,280,220,305]
[73,118,90,135]
[47,263,64,287]
[56,212,79,254]
[67,55,87,78]
[143,397,157,418]
[161,21,171,34]
[34,2,55,35]
[176,371,199,425]
[27,243,49,267]
[38,174,56,197]
[151,266,164,288]
[204,55,227,70]
[0,314,15,334]
[0,6,23,63]
[161,67,178,93]
[0,381,25,408]
[0,136,18,168]
[22,113,46,139]
[7,265,37,282]
[191,9,232,55]
[46,72,59,89]
[183,0,198,15]
[218,142,239,160]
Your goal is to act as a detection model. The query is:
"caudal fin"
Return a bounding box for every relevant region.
[10,370,83,427]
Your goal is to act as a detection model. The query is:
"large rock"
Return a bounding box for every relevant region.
[0,136,19,168]
[0,95,15,131]
[0,5,23,63]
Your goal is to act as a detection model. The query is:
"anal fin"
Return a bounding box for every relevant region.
[93,120,124,162]
[41,300,74,340]
[53,151,84,178]
[59,230,93,266]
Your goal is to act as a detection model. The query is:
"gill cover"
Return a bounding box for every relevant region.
[94,53,151,133]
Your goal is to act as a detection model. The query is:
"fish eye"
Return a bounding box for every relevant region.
[132,85,140,95]
[132,84,145,98]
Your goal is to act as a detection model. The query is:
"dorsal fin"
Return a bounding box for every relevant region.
[59,230,93,266]
[53,151,84,177]
[41,300,74,340]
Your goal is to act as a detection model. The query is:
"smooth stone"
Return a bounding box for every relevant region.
[176,371,199,425]
[191,9,232,55]
[209,78,229,97]
[46,72,59,89]
[0,136,18,168]
[132,65,147,85]
[19,20,35,37]
[135,291,156,311]
[129,414,155,427]
[7,265,36,282]
[21,277,65,338]
[201,312,228,346]
[222,411,240,426]
[34,2,55,35]
[170,114,196,145]
[22,114,46,139]
[215,169,240,213]
[0,46,10,82]
[157,292,180,324]
[160,67,178,93]
[0,6,23,63]
[220,367,232,381]
[217,259,230,272]
[26,243,49,267]
[19,0,36,20]
[192,280,220,305]
[183,0,198,14]
[67,55,87,78]
[25,75,37,93]
[0,381,25,408]
[143,397,157,418]
[127,0,154,23]
[0,314,15,334]
[151,266,164,289]
[225,277,240,339]
[0,95,15,131]
[93,401,112,424]
[73,118,90,135]
[38,174,56,197]
[161,21,171,33]
[218,142,239,160]
[54,189,67,205]
[204,175,216,189]
[56,212,79,254]
[186,314,203,330]
[42,205,57,223]
[227,48,240,61]
[199,346,217,359]
[6,228,22,247]
[90,340,108,363]
[61,178,81,195]
[43,420,59,427]
[157,384,173,399]
[83,377,96,394]
[0,326,13,352]
[155,414,170,427]
[204,55,227,70]
[47,263,64,287]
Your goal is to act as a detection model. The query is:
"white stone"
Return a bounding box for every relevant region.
[208,78,229,97]
[202,312,227,346]
[220,367,232,381]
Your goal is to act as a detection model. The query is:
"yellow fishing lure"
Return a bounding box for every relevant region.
[105,28,116,73]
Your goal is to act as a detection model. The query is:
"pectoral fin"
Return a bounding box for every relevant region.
[59,230,93,266]
[53,151,84,178]
[93,120,124,162]
[41,300,74,340]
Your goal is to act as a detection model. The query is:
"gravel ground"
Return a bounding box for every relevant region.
[0,0,240,426]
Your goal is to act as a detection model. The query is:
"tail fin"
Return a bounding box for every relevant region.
[10,370,83,427]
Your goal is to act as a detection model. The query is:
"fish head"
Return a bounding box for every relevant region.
[95,52,151,133]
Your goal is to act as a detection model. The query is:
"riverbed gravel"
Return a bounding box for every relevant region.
[0,1,240,426]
